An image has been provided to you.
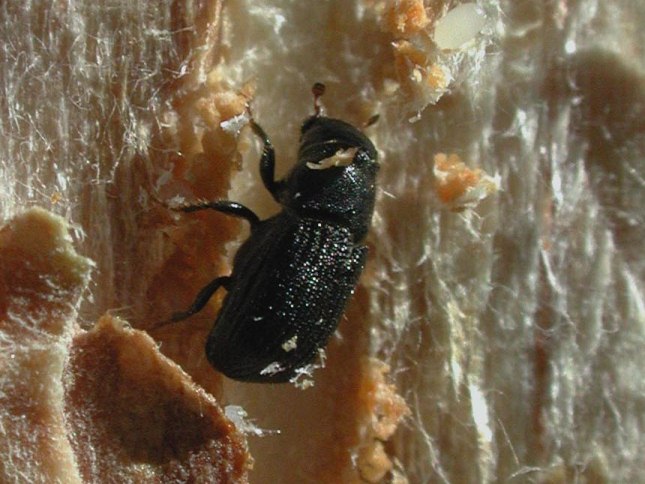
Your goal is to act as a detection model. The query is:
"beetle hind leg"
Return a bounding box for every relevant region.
[167,275,232,323]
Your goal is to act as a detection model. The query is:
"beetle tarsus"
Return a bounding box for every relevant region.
[168,275,232,323]
[364,113,380,128]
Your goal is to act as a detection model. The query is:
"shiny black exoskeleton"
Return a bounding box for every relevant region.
[169,85,378,383]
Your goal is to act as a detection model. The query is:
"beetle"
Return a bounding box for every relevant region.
[168,84,379,383]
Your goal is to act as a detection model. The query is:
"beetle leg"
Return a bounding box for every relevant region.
[173,200,260,227]
[168,275,232,323]
[250,120,284,201]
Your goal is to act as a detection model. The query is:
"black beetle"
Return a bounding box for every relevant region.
[169,84,378,383]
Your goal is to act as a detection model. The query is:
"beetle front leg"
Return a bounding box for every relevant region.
[250,120,284,202]
[168,275,232,323]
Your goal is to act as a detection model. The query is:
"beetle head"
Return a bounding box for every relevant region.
[282,116,379,241]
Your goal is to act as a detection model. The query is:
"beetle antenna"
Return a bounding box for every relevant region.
[312,82,326,116]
